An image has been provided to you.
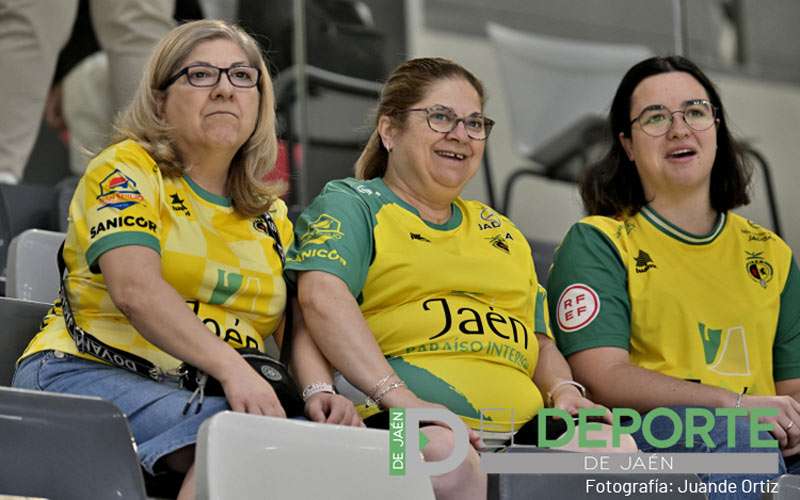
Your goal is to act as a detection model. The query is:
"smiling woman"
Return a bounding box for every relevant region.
[284,57,632,500]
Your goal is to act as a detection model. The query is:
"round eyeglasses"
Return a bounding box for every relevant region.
[401,106,495,140]
[160,64,260,90]
[630,99,717,137]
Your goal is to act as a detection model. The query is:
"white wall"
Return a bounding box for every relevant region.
[405,0,800,254]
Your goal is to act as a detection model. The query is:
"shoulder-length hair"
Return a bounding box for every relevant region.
[580,55,751,217]
[113,19,283,217]
[355,57,486,180]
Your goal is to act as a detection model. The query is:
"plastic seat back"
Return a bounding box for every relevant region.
[0,386,147,500]
[6,229,65,303]
[486,23,652,162]
[0,297,51,386]
[196,411,435,500]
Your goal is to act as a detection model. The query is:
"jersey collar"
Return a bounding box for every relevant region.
[640,205,726,245]
[183,175,232,207]
[376,178,463,230]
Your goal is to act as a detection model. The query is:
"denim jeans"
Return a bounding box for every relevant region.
[632,406,785,500]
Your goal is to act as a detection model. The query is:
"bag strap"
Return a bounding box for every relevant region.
[57,242,166,381]
[260,209,294,364]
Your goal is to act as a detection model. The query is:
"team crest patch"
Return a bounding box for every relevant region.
[253,214,271,236]
[556,284,600,332]
[745,251,773,288]
[96,169,144,210]
[300,214,344,247]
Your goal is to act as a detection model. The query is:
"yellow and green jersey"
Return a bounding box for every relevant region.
[548,206,800,396]
[22,140,293,372]
[285,177,549,432]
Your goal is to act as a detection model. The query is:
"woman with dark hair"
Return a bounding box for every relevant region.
[548,55,800,496]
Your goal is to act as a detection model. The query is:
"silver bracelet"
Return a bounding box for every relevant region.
[366,381,406,408]
[302,382,336,402]
[368,373,394,398]
[546,380,587,406]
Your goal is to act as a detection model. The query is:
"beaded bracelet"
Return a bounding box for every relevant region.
[302,382,336,402]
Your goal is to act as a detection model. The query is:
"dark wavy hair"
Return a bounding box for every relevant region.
[580,56,751,216]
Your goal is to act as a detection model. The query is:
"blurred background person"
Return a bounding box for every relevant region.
[548,55,800,498]
[0,0,175,184]
[44,0,204,176]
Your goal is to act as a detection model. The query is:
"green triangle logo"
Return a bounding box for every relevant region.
[419,431,429,451]
[698,322,722,364]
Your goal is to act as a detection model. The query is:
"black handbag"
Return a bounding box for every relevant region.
[180,347,304,416]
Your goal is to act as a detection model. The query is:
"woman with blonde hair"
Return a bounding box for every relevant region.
[13,20,359,499]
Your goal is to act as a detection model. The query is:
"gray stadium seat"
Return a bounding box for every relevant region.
[0,386,147,500]
[6,229,65,303]
[529,238,558,288]
[0,296,50,386]
[0,183,59,279]
[196,411,435,500]
[767,473,800,499]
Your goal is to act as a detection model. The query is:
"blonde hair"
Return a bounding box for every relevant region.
[355,57,486,180]
[113,19,282,217]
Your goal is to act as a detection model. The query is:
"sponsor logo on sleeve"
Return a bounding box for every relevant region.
[89,216,157,239]
[299,214,344,247]
[96,169,144,211]
[556,284,600,332]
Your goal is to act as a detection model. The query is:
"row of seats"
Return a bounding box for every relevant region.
[2,375,797,500]
[0,254,791,499]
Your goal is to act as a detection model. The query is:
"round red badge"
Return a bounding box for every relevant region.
[556,284,600,332]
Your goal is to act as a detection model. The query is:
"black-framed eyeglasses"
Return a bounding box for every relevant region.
[400,106,495,140]
[630,99,717,137]
[160,64,261,90]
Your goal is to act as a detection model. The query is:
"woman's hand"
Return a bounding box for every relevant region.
[220,362,287,418]
[305,393,363,427]
[551,385,612,424]
[740,394,800,456]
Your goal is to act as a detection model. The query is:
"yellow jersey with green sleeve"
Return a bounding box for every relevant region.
[22,139,293,372]
[285,177,549,432]
[548,206,800,395]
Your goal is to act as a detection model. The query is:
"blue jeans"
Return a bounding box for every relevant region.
[13,351,230,475]
[632,406,785,500]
